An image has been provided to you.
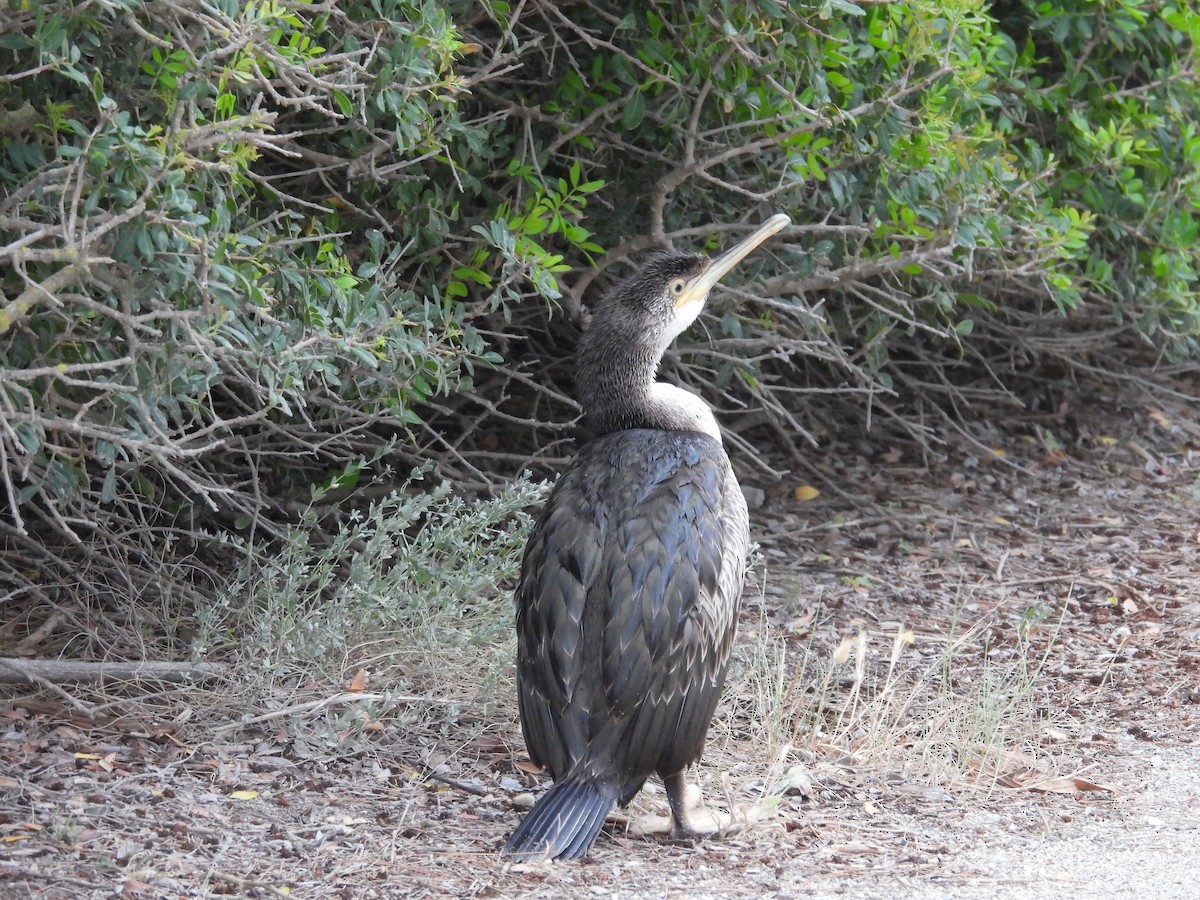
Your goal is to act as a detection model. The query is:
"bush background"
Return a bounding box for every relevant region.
[1,0,1197,677]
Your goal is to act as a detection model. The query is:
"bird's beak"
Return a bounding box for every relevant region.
[676,213,791,309]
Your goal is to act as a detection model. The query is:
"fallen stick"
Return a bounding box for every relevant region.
[0,657,228,684]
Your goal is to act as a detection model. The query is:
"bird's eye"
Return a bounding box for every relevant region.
[670,279,685,295]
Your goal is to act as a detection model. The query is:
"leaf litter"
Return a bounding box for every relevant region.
[1,383,1198,898]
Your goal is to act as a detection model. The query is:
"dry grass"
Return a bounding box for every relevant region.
[706,588,1072,834]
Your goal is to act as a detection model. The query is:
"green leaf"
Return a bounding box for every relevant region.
[100,467,118,504]
[621,90,646,130]
[331,89,353,117]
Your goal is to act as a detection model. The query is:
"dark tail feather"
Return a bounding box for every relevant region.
[503,778,615,861]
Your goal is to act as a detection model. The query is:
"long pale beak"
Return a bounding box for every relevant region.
[676,213,791,308]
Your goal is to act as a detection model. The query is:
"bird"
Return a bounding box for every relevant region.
[502,214,790,861]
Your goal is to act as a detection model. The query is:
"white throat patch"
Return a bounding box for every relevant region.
[648,383,721,440]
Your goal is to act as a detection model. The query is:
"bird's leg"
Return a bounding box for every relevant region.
[665,772,722,840]
[627,775,742,839]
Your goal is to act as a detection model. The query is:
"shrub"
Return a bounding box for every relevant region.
[994,0,1200,358]
[198,470,545,712]
[0,0,527,634]
[454,0,1198,461]
[1,0,1196,659]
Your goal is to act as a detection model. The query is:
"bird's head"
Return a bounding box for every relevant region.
[590,214,791,351]
[576,214,790,435]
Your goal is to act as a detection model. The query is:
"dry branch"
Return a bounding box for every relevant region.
[0,657,228,684]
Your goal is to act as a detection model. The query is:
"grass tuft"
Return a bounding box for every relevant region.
[722,583,1073,806]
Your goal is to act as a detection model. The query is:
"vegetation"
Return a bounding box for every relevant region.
[199,471,545,740]
[1,1,1197,677]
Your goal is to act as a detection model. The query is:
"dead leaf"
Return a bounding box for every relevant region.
[793,484,821,501]
[347,669,368,692]
[513,759,543,774]
[1027,775,1116,794]
[788,607,816,633]
[1147,406,1170,428]
[1097,435,1119,446]
[229,790,259,801]
[994,751,1118,794]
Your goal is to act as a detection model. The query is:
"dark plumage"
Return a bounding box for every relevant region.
[503,216,789,861]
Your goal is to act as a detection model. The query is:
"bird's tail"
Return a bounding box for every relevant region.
[503,777,615,861]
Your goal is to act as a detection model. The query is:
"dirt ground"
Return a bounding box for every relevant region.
[2,381,1198,899]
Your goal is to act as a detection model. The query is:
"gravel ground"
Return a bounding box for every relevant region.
[786,740,1200,900]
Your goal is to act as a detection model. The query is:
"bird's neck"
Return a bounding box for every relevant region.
[576,334,721,440]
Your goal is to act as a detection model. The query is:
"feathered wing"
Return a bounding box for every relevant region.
[513,462,608,780]
[596,439,747,790]
[507,430,749,858]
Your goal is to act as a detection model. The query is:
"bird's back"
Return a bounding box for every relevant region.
[514,428,749,805]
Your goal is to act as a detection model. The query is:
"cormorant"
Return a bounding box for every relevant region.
[503,214,790,861]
